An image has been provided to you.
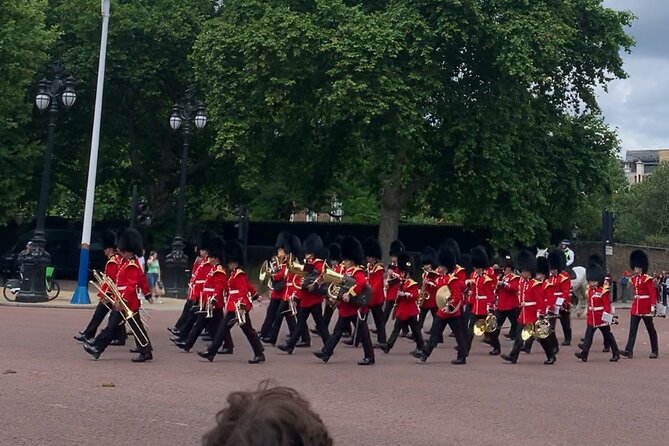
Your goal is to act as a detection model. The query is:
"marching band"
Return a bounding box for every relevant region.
[74,230,666,366]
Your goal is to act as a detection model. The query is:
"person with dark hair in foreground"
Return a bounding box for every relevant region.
[202,382,333,446]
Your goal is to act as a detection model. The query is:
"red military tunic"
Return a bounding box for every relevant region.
[116,257,150,313]
[542,280,558,315]
[517,278,545,325]
[630,274,657,316]
[269,260,287,300]
[367,262,385,307]
[395,278,420,320]
[497,272,520,311]
[339,266,367,318]
[469,271,495,316]
[586,285,612,327]
[548,272,571,311]
[226,268,253,313]
[189,258,212,303]
[485,266,499,290]
[297,258,325,308]
[201,264,228,310]
[435,272,465,320]
[420,270,439,310]
[385,263,401,302]
[98,253,122,300]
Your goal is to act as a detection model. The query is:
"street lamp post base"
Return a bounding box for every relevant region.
[16,247,50,303]
[164,237,189,299]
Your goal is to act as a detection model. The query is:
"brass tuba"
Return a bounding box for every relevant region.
[320,266,346,301]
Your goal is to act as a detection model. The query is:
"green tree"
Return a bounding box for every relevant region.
[0,0,57,223]
[194,0,633,252]
[614,164,669,247]
[41,0,219,225]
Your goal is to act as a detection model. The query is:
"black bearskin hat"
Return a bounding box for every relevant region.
[198,230,215,251]
[102,230,117,250]
[389,239,405,257]
[328,243,342,262]
[517,251,536,275]
[536,256,550,276]
[303,233,323,256]
[443,238,461,263]
[207,236,225,262]
[341,236,365,265]
[548,249,565,272]
[363,237,383,260]
[460,253,473,276]
[420,246,437,267]
[118,228,143,257]
[224,239,245,266]
[630,249,649,274]
[498,249,514,270]
[586,263,605,285]
[397,252,414,273]
[438,244,456,273]
[290,235,303,260]
[470,246,489,269]
[589,254,604,268]
[274,231,293,253]
[317,246,330,261]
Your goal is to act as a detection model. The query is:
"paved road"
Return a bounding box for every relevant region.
[1,306,667,446]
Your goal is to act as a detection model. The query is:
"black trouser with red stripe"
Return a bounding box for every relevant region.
[260,298,282,339]
[206,312,263,358]
[624,315,658,354]
[386,317,424,352]
[81,301,126,342]
[423,316,467,361]
[285,304,329,349]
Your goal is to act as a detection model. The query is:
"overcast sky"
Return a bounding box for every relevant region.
[598,0,667,154]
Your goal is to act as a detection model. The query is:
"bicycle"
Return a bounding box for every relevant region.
[3,266,60,302]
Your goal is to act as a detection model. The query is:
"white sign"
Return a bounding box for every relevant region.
[605,245,613,256]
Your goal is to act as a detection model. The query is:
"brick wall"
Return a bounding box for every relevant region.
[573,241,669,279]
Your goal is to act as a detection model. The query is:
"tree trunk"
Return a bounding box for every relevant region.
[378,186,402,263]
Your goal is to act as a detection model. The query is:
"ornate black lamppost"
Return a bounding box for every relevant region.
[164,88,207,297]
[17,59,76,302]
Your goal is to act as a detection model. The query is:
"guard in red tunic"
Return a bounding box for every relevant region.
[259,232,291,340]
[501,251,556,365]
[413,244,468,364]
[321,243,343,330]
[524,256,560,355]
[548,249,572,346]
[314,237,375,365]
[622,250,659,359]
[465,246,499,355]
[170,230,212,335]
[417,247,440,341]
[84,228,153,362]
[198,240,265,363]
[174,237,232,353]
[279,234,330,354]
[75,230,126,344]
[363,237,387,346]
[382,240,405,325]
[575,263,620,362]
[489,252,519,344]
[381,253,425,354]
[266,234,308,346]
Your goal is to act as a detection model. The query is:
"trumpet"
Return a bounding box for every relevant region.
[90,270,150,348]
[235,300,247,326]
[417,270,439,307]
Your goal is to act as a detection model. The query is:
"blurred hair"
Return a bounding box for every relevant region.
[202,381,332,446]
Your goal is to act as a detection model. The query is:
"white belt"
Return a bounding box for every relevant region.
[229,290,239,295]
[554,292,563,296]
[591,306,604,311]
[195,280,206,284]
[634,295,650,299]
[475,295,487,300]
[117,286,127,291]
[521,302,536,307]
[203,287,215,292]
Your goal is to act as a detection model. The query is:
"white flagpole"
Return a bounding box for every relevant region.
[71,0,111,304]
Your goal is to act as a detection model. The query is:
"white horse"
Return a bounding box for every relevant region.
[537,248,587,318]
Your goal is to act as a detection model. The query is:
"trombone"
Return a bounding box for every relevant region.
[90,270,150,348]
